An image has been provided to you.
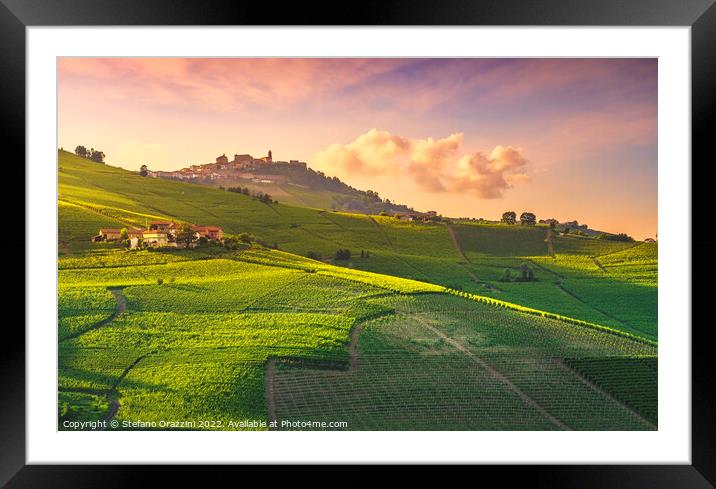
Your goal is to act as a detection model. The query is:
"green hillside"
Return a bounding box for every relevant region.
[59,150,657,338]
[58,150,658,430]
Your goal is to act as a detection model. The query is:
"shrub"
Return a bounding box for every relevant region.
[502,268,512,282]
[334,249,351,260]
[599,233,634,242]
[518,263,535,282]
[238,233,253,244]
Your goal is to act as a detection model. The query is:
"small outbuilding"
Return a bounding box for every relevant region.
[98,228,122,241]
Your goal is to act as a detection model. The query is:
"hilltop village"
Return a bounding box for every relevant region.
[148,150,307,185]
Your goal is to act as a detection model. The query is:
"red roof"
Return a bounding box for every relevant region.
[99,228,122,234]
[191,225,222,232]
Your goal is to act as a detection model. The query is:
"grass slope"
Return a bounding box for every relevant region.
[57,150,658,430]
[59,247,656,430]
[59,150,657,339]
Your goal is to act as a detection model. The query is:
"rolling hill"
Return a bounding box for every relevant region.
[57,150,658,430]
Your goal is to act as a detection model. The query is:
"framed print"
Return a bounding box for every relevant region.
[3,0,714,486]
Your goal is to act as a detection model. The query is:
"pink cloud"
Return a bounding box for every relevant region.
[313,129,529,199]
[58,58,409,112]
[453,145,528,199]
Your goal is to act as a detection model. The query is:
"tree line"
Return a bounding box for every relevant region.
[501,211,536,226]
[74,145,105,163]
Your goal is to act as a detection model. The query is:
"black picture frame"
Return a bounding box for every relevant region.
[2,0,712,486]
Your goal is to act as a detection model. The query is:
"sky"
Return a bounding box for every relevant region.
[58,58,657,239]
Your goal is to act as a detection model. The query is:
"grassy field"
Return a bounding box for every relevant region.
[58,150,658,430]
[59,248,436,429]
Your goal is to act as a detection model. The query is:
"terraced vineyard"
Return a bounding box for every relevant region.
[58,150,658,431]
[563,356,657,425]
[274,294,656,430]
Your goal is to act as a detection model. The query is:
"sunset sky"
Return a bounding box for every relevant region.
[58,58,657,238]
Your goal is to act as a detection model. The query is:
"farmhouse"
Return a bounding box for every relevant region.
[92,221,224,248]
[142,230,170,247]
[392,212,424,222]
[127,228,144,239]
[96,228,122,241]
[191,225,224,240]
[148,221,177,232]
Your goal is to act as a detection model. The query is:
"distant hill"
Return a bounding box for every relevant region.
[148,154,416,215]
[58,149,656,340]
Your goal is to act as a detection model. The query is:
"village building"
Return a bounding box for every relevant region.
[127,228,144,239]
[147,149,309,184]
[233,154,253,166]
[392,212,425,222]
[288,159,308,169]
[191,225,224,240]
[148,221,177,233]
[251,174,288,184]
[142,230,169,247]
[93,219,224,249]
[96,228,123,241]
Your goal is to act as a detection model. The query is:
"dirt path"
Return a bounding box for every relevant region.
[113,352,153,389]
[368,216,396,250]
[554,280,631,330]
[264,311,388,428]
[348,323,365,370]
[60,287,127,342]
[554,359,656,429]
[265,358,278,429]
[60,350,153,431]
[446,223,469,262]
[95,399,121,431]
[446,224,500,292]
[545,227,555,257]
[591,257,607,272]
[414,314,572,431]
[96,351,155,429]
[367,216,430,280]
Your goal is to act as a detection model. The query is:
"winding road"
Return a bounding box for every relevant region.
[61,287,127,342]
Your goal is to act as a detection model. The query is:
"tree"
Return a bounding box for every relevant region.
[598,233,634,242]
[74,145,88,158]
[502,268,512,282]
[89,149,105,163]
[520,212,536,226]
[334,248,351,260]
[501,211,517,225]
[237,233,253,244]
[519,263,535,282]
[175,223,195,249]
[119,228,128,240]
[139,165,149,177]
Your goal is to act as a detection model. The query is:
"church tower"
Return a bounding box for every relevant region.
[268,150,273,162]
